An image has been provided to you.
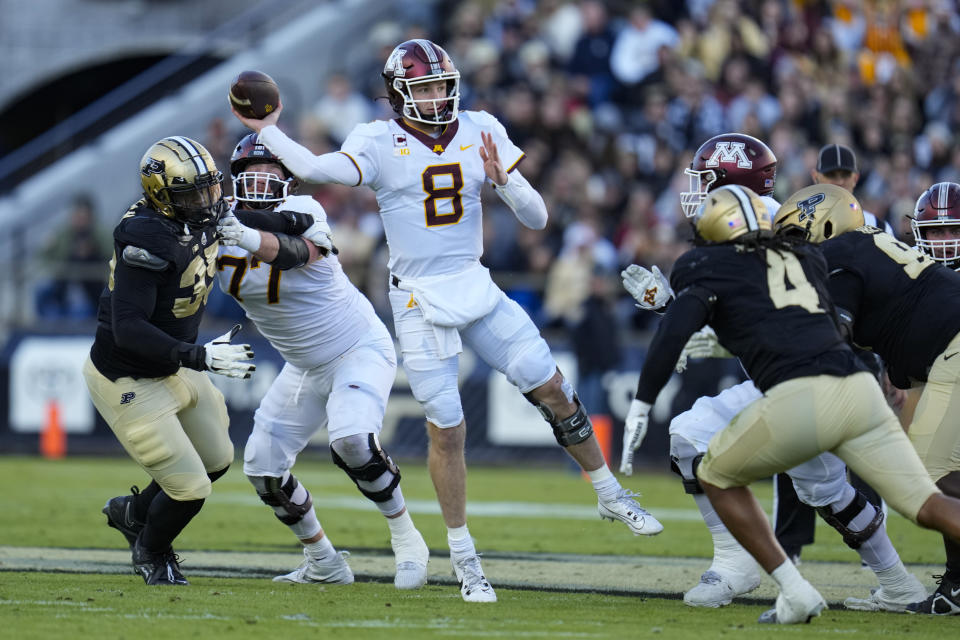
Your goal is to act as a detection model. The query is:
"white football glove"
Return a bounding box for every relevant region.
[620,399,651,476]
[216,213,261,251]
[203,324,255,379]
[621,264,674,312]
[302,218,334,254]
[674,326,733,373]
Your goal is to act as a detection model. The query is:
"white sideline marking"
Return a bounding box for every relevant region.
[212,492,710,521]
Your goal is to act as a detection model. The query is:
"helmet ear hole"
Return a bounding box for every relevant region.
[824,221,834,240]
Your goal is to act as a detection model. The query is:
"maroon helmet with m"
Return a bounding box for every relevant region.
[911,181,960,270]
[681,133,778,217]
[382,39,460,125]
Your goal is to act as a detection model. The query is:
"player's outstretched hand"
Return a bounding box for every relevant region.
[479,131,508,186]
[621,264,674,312]
[230,99,283,132]
[620,399,651,476]
[203,324,255,379]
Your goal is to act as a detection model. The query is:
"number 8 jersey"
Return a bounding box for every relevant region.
[339,111,524,279]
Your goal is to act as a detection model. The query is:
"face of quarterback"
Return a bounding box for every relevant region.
[409,79,449,118]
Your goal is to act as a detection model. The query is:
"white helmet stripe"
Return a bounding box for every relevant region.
[167,136,209,176]
[413,38,441,74]
[727,184,760,231]
[939,182,948,211]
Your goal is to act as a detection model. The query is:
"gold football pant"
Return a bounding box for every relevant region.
[698,371,939,523]
[83,356,232,500]
[908,330,960,482]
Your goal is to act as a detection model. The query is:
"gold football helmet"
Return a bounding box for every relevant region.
[774,183,864,243]
[139,136,225,228]
[694,184,772,243]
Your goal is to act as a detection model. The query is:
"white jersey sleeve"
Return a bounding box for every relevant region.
[258,125,362,186]
[339,121,389,188]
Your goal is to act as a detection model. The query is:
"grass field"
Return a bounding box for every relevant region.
[3,454,952,638]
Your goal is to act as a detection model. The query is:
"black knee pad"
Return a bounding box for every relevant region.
[523,392,593,447]
[331,433,401,503]
[816,490,884,550]
[254,475,313,525]
[670,453,705,494]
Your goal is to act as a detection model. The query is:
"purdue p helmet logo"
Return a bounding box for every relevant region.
[797,193,827,222]
[705,142,752,169]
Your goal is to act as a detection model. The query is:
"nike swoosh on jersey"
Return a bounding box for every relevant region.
[945,352,959,360]
[460,144,474,151]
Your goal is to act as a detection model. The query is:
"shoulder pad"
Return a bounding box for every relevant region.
[115,211,181,260]
[351,120,389,138]
[279,195,326,216]
[467,110,497,126]
[121,245,169,271]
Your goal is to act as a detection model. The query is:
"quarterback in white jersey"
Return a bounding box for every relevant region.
[214,133,429,590]
[620,133,926,612]
[233,38,663,603]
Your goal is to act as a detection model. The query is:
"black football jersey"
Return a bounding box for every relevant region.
[90,200,220,380]
[669,240,865,392]
[821,226,960,385]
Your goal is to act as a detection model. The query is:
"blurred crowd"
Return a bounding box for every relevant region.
[41,0,960,345]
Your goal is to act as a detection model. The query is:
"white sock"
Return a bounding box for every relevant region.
[387,510,417,540]
[771,560,806,591]
[587,465,620,503]
[303,534,336,561]
[876,560,914,590]
[448,525,476,558]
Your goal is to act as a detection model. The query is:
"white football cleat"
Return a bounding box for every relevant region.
[844,573,929,612]
[759,581,827,624]
[452,554,497,603]
[598,489,664,536]
[684,568,762,607]
[392,529,429,590]
[273,549,354,585]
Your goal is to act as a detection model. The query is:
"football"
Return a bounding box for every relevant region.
[228,70,280,119]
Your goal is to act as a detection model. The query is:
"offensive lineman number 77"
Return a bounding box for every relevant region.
[217,255,281,304]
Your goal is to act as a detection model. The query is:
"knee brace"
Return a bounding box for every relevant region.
[815,490,884,550]
[669,434,705,494]
[248,474,313,525]
[330,433,401,503]
[524,390,593,447]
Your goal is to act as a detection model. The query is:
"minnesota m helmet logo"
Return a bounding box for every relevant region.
[705,142,752,169]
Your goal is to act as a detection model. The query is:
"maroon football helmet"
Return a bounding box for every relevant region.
[229,132,296,209]
[911,182,960,270]
[681,133,778,217]
[382,39,460,125]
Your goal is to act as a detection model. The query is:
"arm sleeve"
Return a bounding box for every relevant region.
[110,260,199,366]
[634,293,711,404]
[493,170,548,230]
[234,207,313,235]
[259,125,364,186]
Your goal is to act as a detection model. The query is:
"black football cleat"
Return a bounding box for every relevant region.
[102,486,145,549]
[906,574,960,615]
[132,536,189,586]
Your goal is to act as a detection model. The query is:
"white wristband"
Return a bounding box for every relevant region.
[238,226,262,252]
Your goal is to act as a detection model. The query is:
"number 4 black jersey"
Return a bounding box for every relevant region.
[90,199,220,381]
[820,226,960,386]
[668,241,864,394]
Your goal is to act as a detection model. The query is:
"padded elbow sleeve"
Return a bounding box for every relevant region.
[270,234,311,270]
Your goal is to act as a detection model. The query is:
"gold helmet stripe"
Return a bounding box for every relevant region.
[726,184,761,231]
[165,136,211,178]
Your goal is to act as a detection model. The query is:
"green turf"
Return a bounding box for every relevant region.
[3,454,952,638]
[0,572,951,640]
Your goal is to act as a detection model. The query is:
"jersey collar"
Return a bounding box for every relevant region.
[395,118,460,155]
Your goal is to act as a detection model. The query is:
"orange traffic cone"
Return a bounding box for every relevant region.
[40,400,66,459]
[582,414,613,481]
